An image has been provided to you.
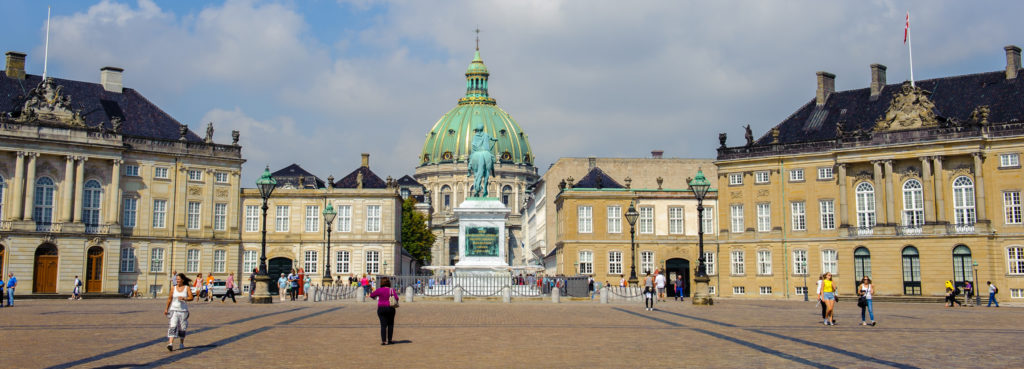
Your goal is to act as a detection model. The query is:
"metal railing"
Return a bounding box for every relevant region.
[852,226,874,236]
[35,223,62,232]
[948,223,976,235]
[310,285,363,302]
[896,225,923,236]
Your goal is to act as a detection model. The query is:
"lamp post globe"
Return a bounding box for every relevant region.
[322,203,337,285]
[624,200,640,286]
[251,165,277,304]
[687,168,714,305]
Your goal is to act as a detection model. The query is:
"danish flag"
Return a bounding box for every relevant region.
[904,12,910,44]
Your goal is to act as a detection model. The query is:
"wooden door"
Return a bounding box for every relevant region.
[34,244,58,293]
[86,247,103,292]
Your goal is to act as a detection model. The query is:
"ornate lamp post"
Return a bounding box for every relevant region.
[687,169,713,305]
[625,200,640,286]
[251,166,277,304]
[322,203,337,286]
[803,260,809,302]
[973,261,980,306]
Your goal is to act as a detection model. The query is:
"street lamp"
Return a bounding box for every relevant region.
[383,260,389,275]
[687,168,713,305]
[624,200,639,286]
[251,165,277,304]
[973,261,980,306]
[802,261,809,302]
[322,203,337,286]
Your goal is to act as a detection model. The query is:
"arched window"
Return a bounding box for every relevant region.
[502,185,513,207]
[855,182,876,228]
[33,177,56,225]
[82,180,103,227]
[901,246,921,295]
[854,247,871,285]
[952,245,973,289]
[902,179,924,228]
[952,176,976,225]
[441,185,452,211]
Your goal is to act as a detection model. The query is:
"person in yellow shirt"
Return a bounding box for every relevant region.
[821,272,838,325]
[205,274,215,302]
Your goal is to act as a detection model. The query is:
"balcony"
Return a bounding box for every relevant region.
[947,223,975,235]
[35,223,63,232]
[852,226,874,236]
[896,225,923,236]
[85,225,110,234]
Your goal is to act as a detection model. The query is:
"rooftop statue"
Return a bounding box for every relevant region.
[469,121,498,197]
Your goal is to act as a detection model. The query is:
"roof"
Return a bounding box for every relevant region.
[572,167,623,189]
[271,164,325,189]
[396,175,422,188]
[0,73,202,142]
[333,166,387,189]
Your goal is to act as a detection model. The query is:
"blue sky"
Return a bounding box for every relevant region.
[2,0,1022,185]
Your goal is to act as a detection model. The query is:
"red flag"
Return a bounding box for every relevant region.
[904,12,909,44]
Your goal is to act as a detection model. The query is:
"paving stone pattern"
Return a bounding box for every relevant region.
[0,297,1019,368]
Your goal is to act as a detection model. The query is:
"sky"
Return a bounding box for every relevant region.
[1,0,1022,186]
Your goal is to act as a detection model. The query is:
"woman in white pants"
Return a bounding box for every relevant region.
[165,273,195,351]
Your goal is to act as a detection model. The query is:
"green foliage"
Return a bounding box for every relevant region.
[401,197,435,263]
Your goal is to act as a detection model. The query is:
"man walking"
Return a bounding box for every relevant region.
[6,273,17,307]
[987,281,999,307]
[222,272,237,303]
[654,269,667,303]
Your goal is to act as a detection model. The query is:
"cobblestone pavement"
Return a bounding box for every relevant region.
[0,296,1020,368]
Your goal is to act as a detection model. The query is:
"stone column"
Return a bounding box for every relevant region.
[920,157,935,223]
[872,160,885,225]
[22,152,38,220]
[108,159,122,224]
[73,156,87,223]
[60,156,75,222]
[972,152,987,222]
[10,151,25,220]
[884,160,896,225]
[837,163,848,227]
[933,156,946,223]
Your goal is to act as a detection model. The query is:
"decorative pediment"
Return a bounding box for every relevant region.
[854,170,873,183]
[17,78,86,126]
[950,165,973,178]
[875,84,939,132]
[900,166,921,182]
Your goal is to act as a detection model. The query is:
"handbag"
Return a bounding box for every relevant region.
[388,288,400,308]
[857,295,867,307]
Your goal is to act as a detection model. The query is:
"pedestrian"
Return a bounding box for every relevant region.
[675,275,684,302]
[297,268,306,299]
[0,275,5,307]
[249,268,257,297]
[369,277,399,345]
[72,275,82,300]
[132,282,139,298]
[278,273,289,302]
[288,270,299,301]
[193,273,203,300]
[164,273,194,351]
[303,274,311,301]
[643,285,654,311]
[221,272,237,303]
[964,280,974,301]
[821,272,837,325]
[619,277,626,288]
[858,277,875,326]
[945,287,959,307]
[816,273,826,323]
[6,273,17,307]
[361,274,371,296]
[987,281,999,307]
[205,273,215,302]
[654,269,667,303]
[588,277,595,300]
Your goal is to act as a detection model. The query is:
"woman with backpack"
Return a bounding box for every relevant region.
[369,277,399,345]
[857,277,875,326]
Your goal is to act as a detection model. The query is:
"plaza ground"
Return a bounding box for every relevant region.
[0,297,1020,368]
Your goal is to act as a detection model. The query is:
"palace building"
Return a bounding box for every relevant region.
[714,45,1024,299]
[0,51,244,296]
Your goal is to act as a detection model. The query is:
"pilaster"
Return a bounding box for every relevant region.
[60,155,75,222]
[933,156,946,223]
[11,151,25,220]
[22,152,38,220]
[972,152,987,222]
[920,157,935,223]
[73,156,87,223]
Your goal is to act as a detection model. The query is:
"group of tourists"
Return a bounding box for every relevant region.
[816,272,876,326]
[276,269,312,301]
[0,273,16,307]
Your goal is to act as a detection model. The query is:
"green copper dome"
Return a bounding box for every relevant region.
[419,49,534,167]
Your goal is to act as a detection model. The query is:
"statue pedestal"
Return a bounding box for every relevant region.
[250,274,273,304]
[691,275,714,305]
[454,198,510,269]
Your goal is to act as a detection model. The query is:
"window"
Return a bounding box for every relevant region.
[729,173,743,185]
[502,185,513,207]
[703,252,716,275]
[1000,153,1020,168]
[82,180,103,227]
[952,176,976,225]
[640,251,654,275]
[187,201,201,230]
[366,205,381,232]
[305,205,320,232]
[1012,289,1024,299]
[608,251,622,274]
[33,177,55,225]
[793,250,808,275]
[577,206,593,233]
[243,250,258,273]
[755,171,770,184]
[1009,247,1024,275]
[245,205,259,232]
[730,205,744,233]
[186,249,200,273]
[124,165,139,177]
[731,250,745,275]
[578,251,593,274]
[336,205,352,232]
[607,205,622,233]
[791,202,806,231]
[855,182,876,228]
[822,249,838,274]
[708,286,716,295]
[154,167,169,179]
[366,251,380,274]
[638,206,654,234]
[120,248,136,273]
[336,251,350,274]
[150,248,164,272]
[669,207,684,234]
[757,250,772,275]
[789,169,804,182]
[152,200,167,228]
[854,247,871,281]
[952,245,972,287]
[275,205,290,232]
[818,167,833,180]
[760,286,772,295]
[701,206,715,235]
[214,203,227,231]
[756,203,771,232]
[733,286,745,295]
[796,286,808,296]
[1006,192,1022,224]
[304,250,318,274]
[187,169,202,181]
[902,180,924,228]
[213,249,226,273]
[819,200,835,230]
[441,185,452,211]
[215,172,228,183]
[902,246,922,295]
[122,198,137,228]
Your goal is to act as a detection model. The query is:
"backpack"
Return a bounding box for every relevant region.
[953,287,961,296]
[994,287,999,294]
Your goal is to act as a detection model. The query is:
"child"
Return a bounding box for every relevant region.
[643,286,655,311]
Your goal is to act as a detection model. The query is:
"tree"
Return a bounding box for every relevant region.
[401,197,435,264]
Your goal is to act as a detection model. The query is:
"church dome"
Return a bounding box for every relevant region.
[419,49,534,167]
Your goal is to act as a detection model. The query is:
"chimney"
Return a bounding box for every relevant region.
[1006,45,1021,80]
[361,153,370,168]
[870,64,887,99]
[100,66,124,93]
[816,71,835,106]
[5,51,26,80]
[651,150,664,159]
[587,157,596,169]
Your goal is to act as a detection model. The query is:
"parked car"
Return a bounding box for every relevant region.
[210,279,241,297]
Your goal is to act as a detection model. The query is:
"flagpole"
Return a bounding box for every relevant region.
[907,11,914,87]
[43,6,51,80]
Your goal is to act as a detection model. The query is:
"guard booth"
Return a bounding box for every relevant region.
[565,276,590,297]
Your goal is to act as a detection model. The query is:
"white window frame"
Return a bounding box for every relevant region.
[1008,246,1024,275]
[669,207,684,234]
[953,176,977,226]
[701,206,715,235]
[215,172,229,183]
[822,249,838,274]
[366,205,381,233]
[82,180,103,227]
[755,171,770,184]
[366,250,380,274]
[1000,153,1020,168]
[122,197,137,228]
[243,250,258,273]
[304,250,318,274]
[729,173,743,185]
[1005,191,1022,225]
[245,205,259,232]
[275,205,290,232]
[793,249,808,275]
[607,205,622,234]
[150,248,164,273]
[124,165,140,177]
[578,251,593,274]
[152,199,167,228]
[856,182,876,228]
[336,204,352,232]
[791,201,806,231]
[731,250,745,275]
[819,200,835,230]
[903,180,925,228]
[608,251,622,275]
[703,251,716,275]
[640,251,654,275]
[756,203,771,232]
[789,169,804,182]
[213,249,226,273]
[818,167,833,180]
[306,205,320,233]
[214,203,227,231]
[760,286,772,295]
[154,167,169,179]
[120,247,136,273]
[577,206,593,233]
[757,250,772,275]
[336,250,350,274]
[187,169,202,181]
[733,286,745,295]
[730,204,744,233]
[638,206,654,234]
[186,249,201,273]
[796,286,808,296]
[1011,289,1024,299]
[187,201,201,230]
